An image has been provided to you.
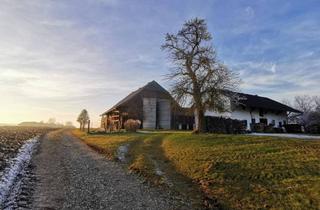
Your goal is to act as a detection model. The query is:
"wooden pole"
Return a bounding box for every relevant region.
[87,120,90,133]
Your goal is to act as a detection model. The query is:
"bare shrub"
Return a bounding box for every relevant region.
[124,119,141,132]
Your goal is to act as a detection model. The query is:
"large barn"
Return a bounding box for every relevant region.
[100,81,193,131]
[101,80,301,131]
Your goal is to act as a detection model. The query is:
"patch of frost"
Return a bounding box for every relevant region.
[0,137,39,206]
[117,144,129,162]
[155,168,165,176]
[151,159,173,186]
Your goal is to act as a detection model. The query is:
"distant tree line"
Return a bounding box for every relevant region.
[18,118,75,128]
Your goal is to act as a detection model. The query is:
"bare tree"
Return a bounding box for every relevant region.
[314,96,320,112]
[77,109,90,131]
[294,95,314,113]
[280,96,320,133]
[308,98,320,133]
[291,95,320,133]
[293,95,314,126]
[162,18,239,133]
[282,99,298,123]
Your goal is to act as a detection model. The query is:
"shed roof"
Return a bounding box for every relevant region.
[101,80,171,115]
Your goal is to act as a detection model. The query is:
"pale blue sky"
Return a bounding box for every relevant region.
[0,0,319,126]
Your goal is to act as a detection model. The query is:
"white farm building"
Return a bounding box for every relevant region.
[204,92,302,131]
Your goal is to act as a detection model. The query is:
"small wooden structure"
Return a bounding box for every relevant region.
[101,110,127,132]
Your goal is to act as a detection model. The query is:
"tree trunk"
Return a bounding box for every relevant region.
[195,108,206,133]
[87,120,90,133]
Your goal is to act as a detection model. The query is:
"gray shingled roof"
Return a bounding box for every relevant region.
[237,92,302,113]
[101,81,171,115]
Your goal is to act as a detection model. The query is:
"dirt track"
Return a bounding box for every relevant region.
[20,129,191,210]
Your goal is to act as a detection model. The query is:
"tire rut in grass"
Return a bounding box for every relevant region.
[141,135,218,209]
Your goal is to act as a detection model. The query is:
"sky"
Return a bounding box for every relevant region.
[0,0,319,127]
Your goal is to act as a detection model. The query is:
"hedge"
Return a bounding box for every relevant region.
[205,116,247,134]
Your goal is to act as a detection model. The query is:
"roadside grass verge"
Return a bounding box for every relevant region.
[71,129,146,159]
[72,130,320,209]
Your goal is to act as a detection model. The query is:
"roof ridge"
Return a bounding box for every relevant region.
[101,80,170,115]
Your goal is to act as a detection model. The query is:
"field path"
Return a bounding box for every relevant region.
[28,129,189,210]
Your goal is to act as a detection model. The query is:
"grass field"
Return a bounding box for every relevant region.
[72,130,320,209]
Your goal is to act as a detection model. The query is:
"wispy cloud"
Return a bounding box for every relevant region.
[0,0,319,125]
[0,0,144,125]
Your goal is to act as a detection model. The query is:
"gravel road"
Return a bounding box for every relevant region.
[26,129,191,210]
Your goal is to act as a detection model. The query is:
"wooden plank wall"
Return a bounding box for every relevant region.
[143,98,157,129]
[157,99,171,129]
